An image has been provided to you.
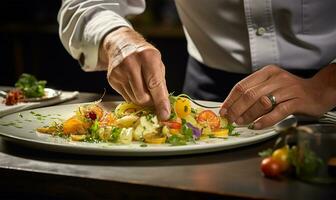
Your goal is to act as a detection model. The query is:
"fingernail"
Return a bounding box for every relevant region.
[248,123,254,129]
[160,110,169,120]
[159,102,170,120]
[252,122,261,130]
[236,117,244,125]
[220,108,227,116]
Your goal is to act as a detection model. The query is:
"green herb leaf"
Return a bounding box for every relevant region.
[140,144,148,147]
[167,135,187,146]
[89,120,100,138]
[15,73,47,98]
[110,127,122,142]
[258,148,273,158]
[227,123,237,135]
[288,145,324,179]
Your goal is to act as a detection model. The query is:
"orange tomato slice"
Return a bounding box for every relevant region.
[197,110,220,130]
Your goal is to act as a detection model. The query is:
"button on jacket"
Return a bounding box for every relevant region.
[58,0,336,73]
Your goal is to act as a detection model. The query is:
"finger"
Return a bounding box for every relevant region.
[141,51,170,120]
[251,99,299,130]
[225,77,281,123]
[107,69,131,102]
[238,86,299,125]
[123,82,137,102]
[127,59,152,106]
[220,65,281,116]
[112,84,132,102]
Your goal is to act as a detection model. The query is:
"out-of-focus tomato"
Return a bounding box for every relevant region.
[272,146,289,171]
[197,110,220,130]
[260,157,282,178]
[161,121,182,129]
[174,97,191,118]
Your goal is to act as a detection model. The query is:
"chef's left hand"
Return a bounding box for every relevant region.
[219,64,336,129]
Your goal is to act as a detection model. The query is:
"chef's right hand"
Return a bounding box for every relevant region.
[99,27,170,120]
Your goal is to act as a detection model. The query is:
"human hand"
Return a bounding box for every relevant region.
[219,65,336,129]
[99,27,170,120]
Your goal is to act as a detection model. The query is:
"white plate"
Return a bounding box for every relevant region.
[0,101,278,156]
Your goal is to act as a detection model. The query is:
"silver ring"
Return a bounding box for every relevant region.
[267,94,277,109]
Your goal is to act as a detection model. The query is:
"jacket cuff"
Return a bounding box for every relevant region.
[78,10,132,71]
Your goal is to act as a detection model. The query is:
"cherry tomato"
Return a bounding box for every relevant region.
[272,146,289,171]
[260,157,282,178]
[174,97,191,118]
[197,110,220,130]
[161,121,182,129]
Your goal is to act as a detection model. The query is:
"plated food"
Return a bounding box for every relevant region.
[1,73,61,105]
[37,95,234,146]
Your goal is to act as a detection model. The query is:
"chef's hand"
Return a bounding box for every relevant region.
[220,64,336,129]
[99,27,170,120]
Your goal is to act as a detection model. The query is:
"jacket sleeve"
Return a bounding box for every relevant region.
[58,0,146,71]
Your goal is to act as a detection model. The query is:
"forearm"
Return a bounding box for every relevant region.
[58,0,145,71]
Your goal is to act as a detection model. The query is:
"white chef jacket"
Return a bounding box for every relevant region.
[58,0,336,73]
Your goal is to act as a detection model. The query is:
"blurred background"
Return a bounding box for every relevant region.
[0,0,188,95]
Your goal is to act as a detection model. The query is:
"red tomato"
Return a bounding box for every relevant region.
[161,121,182,129]
[197,110,220,130]
[260,157,282,178]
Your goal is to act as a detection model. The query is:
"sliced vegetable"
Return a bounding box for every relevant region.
[212,129,229,138]
[167,134,187,146]
[170,128,180,135]
[220,117,228,128]
[110,127,122,142]
[118,128,133,144]
[133,115,160,141]
[116,115,139,128]
[114,102,141,117]
[99,113,117,126]
[160,121,182,129]
[174,97,191,118]
[184,115,198,127]
[63,116,91,135]
[36,126,57,134]
[187,123,201,139]
[70,134,86,141]
[144,133,167,144]
[98,126,112,141]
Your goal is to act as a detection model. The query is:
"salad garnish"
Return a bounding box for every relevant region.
[37,94,235,146]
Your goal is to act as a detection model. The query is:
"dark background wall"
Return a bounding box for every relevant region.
[0,0,188,95]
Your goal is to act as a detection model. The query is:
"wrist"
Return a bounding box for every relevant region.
[311,63,336,110]
[99,27,157,72]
